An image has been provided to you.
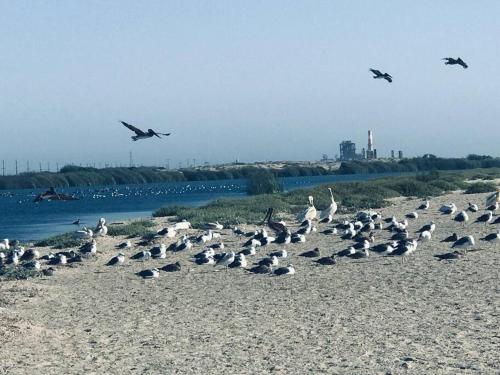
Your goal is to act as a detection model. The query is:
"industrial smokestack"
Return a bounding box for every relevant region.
[368,130,373,151]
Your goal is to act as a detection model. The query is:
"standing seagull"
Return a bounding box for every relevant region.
[442,57,468,69]
[452,235,475,253]
[120,121,171,141]
[369,69,392,83]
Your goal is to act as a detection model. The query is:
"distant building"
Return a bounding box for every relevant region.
[391,150,395,158]
[365,130,377,160]
[398,150,403,159]
[339,141,357,161]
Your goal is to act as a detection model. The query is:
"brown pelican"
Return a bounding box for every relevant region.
[442,57,468,69]
[120,121,171,141]
[369,69,392,83]
[263,208,288,234]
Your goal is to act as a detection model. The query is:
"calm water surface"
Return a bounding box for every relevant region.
[0,173,403,241]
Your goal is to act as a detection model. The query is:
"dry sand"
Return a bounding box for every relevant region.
[1,191,499,374]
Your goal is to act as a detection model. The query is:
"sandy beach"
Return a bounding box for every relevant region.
[1,191,499,374]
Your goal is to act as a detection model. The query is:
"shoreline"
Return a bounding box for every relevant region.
[1,189,499,374]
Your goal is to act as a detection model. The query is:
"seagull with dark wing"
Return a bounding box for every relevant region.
[120,121,171,141]
[442,57,468,69]
[369,69,392,83]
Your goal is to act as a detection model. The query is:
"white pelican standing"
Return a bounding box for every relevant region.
[485,189,499,207]
[0,239,10,251]
[318,188,337,223]
[95,218,108,236]
[74,227,93,239]
[297,196,317,223]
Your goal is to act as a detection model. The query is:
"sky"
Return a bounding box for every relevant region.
[1,1,499,173]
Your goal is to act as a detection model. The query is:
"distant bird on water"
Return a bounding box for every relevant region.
[442,57,468,69]
[369,69,392,83]
[120,121,171,141]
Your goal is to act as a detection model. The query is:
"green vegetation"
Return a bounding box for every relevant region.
[154,171,476,227]
[0,164,331,190]
[107,220,156,237]
[0,266,40,281]
[464,182,498,194]
[246,169,283,195]
[338,155,500,175]
[35,232,83,249]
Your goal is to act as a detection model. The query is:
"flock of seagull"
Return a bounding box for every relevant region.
[1,188,498,280]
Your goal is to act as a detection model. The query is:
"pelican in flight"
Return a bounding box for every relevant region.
[442,57,468,69]
[369,69,392,83]
[120,121,171,141]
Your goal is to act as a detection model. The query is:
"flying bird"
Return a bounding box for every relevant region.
[120,121,171,141]
[442,57,468,69]
[369,69,392,83]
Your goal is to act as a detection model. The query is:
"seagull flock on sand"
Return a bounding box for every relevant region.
[1,188,498,279]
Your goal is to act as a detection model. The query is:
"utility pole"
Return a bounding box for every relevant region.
[56,162,59,171]
[1,160,4,176]
[27,161,30,173]
[129,151,133,167]
[166,158,170,170]
[39,162,42,172]
[15,160,18,175]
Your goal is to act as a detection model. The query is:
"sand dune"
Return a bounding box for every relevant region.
[1,191,499,374]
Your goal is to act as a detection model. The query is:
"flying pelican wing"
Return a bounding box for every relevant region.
[370,69,382,76]
[121,121,146,136]
[457,58,468,68]
[384,74,393,83]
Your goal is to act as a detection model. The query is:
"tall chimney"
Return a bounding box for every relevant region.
[368,130,373,152]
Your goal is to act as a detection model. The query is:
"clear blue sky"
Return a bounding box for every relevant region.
[1,1,499,172]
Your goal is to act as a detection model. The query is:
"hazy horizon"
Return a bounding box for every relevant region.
[1,1,499,173]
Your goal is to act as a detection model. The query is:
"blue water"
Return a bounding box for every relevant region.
[0,173,404,241]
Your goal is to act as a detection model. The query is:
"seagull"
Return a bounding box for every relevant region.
[257,256,279,268]
[228,254,247,268]
[269,249,287,259]
[440,203,457,215]
[136,268,160,279]
[441,233,458,243]
[453,211,469,227]
[418,200,430,210]
[467,202,479,213]
[452,235,475,253]
[405,212,418,219]
[418,230,432,242]
[316,255,337,265]
[151,244,167,259]
[116,240,132,249]
[347,248,370,259]
[442,57,468,69]
[120,121,171,141]
[475,211,493,225]
[369,69,392,83]
[417,221,436,233]
[300,248,320,258]
[274,264,295,276]
[80,239,97,256]
[216,252,236,268]
[248,264,271,274]
[130,250,151,261]
[106,253,125,266]
[480,230,499,247]
[434,251,465,261]
[160,262,182,272]
[486,201,499,212]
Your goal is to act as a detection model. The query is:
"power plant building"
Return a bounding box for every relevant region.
[339,141,357,161]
